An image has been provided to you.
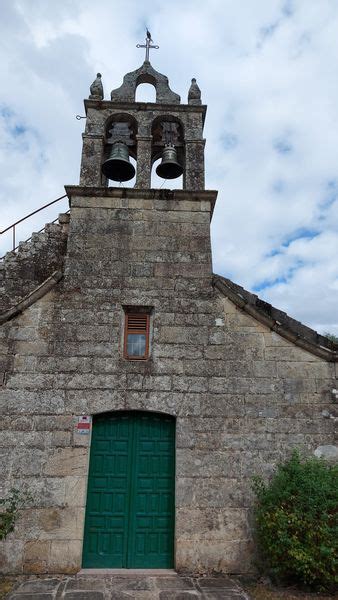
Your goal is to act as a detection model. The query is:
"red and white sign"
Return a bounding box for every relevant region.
[77,415,91,435]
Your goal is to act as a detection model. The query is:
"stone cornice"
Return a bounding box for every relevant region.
[213,274,338,362]
[84,98,207,118]
[65,186,218,216]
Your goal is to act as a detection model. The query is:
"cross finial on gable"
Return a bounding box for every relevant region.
[136,29,159,63]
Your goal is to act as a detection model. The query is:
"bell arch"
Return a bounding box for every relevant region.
[110,62,181,105]
[151,114,185,148]
[135,82,156,103]
[104,112,138,135]
[101,113,138,186]
[151,115,185,186]
[135,73,157,103]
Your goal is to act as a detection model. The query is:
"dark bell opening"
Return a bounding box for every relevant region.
[155,145,183,180]
[101,141,136,182]
[102,159,135,182]
[156,161,183,179]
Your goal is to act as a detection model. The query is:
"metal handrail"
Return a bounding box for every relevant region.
[0,194,67,254]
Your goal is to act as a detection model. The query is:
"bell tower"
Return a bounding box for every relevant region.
[78,35,206,191]
[64,33,217,302]
[64,35,217,300]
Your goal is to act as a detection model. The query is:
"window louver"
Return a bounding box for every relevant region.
[127,314,148,331]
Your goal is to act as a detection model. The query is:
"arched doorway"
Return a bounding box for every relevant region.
[82,411,175,568]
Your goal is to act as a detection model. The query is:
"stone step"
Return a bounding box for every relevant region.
[3,250,16,263]
[0,213,69,313]
[58,212,70,224]
[45,222,62,234]
[17,241,32,253]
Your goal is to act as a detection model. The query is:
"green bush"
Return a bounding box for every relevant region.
[0,488,33,540]
[252,451,338,591]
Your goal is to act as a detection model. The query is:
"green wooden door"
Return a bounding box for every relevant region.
[82,412,175,568]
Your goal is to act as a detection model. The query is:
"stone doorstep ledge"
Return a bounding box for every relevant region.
[214,274,338,363]
[78,569,176,575]
[65,186,218,218]
[0,270,63,325]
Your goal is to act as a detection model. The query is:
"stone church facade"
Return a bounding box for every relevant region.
[0,58,337,575]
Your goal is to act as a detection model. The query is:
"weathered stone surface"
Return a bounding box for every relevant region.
[11,478,66,508]
[1,135,336,579]
[0,539,24,573]
[49,540,82,572]
[0,214,69,313]
[159,593,199,600]
[4,390,66,415]
[44,448,88,477]
[176,477,254,509]
[176,538,253,573]
[314,444,338,462]
[37,507,83,539]
[155,577,195,590]
[8,595,54,600]
[15,579,60,592]
[176,508,250,541]
[65,578,106,590]
[197,577,243,590]
[4,574,249,599]
[23,540,50,573]
[64,594,104,600]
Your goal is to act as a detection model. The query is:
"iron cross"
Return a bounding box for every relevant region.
[136,30,159,62]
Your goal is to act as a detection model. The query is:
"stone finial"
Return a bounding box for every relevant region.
[188,78,201,105]
[89,73,104,100]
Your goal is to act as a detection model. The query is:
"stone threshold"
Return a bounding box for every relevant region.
[78,568,176,576]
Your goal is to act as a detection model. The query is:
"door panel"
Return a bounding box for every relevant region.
[82,413,132,567]
[128,414,175,567]
[82,412,175,568]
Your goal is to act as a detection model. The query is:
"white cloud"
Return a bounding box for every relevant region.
[1,0,338,334]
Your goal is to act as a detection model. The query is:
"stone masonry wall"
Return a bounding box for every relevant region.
[0,213,69,407]
[0,188,336,575]
[0,214,69,314]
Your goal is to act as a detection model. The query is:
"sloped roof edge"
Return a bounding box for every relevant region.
[0,270,63,325]
[213,274,338,362]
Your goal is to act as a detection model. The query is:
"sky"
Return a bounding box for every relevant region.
[1,0,338,335]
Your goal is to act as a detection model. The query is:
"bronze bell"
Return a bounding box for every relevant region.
[102,141,135,182]
[156,145,183,179]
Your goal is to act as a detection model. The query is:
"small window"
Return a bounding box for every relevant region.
[124,313,150,360]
